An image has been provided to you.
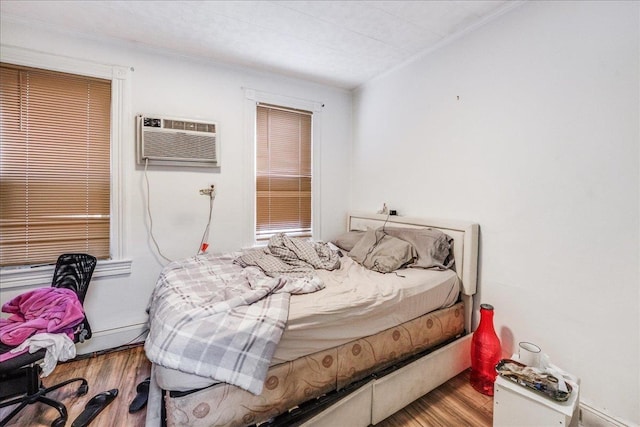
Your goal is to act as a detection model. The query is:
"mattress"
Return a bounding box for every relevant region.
[155,252,460,392]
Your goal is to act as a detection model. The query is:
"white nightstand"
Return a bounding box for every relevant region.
[493,372,580,426]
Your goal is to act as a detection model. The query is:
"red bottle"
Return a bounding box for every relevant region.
[470,303,502,396]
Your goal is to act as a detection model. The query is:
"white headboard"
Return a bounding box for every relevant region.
[347,212,479,333]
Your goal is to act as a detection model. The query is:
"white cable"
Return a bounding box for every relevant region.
[144,159,173,263]
[197,189,216,255]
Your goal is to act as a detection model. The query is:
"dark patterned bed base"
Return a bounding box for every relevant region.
[163,301,464,427]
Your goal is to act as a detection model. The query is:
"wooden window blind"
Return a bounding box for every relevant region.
[256,104,312,239]
[0,63,111,267]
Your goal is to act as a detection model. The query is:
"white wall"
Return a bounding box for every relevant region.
[352,1,639,424]
[2,1,638,424]
[0,21,352,352]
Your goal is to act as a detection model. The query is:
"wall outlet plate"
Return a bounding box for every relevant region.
[199,185,215,195]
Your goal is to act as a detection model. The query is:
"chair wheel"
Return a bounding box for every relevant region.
[51,417,66,427]
[77,383,89,396]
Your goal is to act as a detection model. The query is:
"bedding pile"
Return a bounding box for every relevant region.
[235,233,341,279]
[145,236,339,395]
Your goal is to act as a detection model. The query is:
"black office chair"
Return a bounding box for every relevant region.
[0,253,97,427]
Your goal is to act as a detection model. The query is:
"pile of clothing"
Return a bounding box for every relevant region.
[0,287,84,375]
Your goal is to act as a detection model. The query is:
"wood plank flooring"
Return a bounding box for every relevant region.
[1,345,493,426]
[377,370,493,427]
[0,345,151,427]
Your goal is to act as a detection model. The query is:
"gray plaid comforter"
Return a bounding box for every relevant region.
[145,239,338,395]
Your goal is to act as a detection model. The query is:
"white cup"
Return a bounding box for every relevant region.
[518,342,542,367]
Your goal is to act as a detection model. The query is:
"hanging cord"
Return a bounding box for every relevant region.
[126,327,149,345]
[363,212,391,272]
[369,213,408,277]
[144,159,173,263]
[197,188,216,255]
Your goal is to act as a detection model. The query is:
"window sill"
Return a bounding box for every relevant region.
[0,259,132,290]
[256,232,312,241]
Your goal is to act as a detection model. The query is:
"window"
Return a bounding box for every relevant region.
[0,64,111,267]
[255,103,312,240]
[0,46,131,287]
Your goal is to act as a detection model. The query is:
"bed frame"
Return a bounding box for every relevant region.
[297,212,479,426]
[145,212,479,427]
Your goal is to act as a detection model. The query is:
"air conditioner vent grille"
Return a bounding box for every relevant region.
[144,131,217,162]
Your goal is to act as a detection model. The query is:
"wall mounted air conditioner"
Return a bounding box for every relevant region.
[136,114,219,167]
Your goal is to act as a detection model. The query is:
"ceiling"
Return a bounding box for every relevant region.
[0,1,518,90]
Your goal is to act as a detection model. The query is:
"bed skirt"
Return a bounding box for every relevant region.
[162,301,464,427]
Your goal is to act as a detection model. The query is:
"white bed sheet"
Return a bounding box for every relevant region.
[274,253,459,363]
[154,252,460,392]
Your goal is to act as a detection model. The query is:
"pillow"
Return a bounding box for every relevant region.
[331,230,366,251]
[348,228,417,273]
[384,226,454,270]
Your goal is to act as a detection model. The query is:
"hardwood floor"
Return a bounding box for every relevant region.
[377,370,493,426]
[0,345,151,427]
[1,345,493,426]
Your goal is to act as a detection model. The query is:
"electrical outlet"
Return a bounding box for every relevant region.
[199,184,216,196]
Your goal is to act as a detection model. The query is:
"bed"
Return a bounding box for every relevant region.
[144,212,479,427]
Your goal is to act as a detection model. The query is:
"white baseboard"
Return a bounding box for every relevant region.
[75,323,148,354]
[580,402,634,427]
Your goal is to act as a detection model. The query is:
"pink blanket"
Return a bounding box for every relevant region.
[0,287,84,347]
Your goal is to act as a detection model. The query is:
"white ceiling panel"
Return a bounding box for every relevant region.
[0,0,519,89]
